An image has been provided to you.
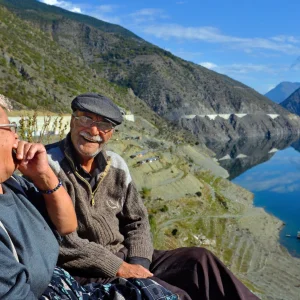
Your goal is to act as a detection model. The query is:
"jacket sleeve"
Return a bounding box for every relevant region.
[119,181,154,260]
[58,233,124,278]
[0,232,36,299]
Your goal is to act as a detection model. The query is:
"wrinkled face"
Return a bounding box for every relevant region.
[70,110,114,160]
[0,107,19,183]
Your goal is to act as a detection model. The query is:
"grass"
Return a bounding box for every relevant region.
[12,111,68,144]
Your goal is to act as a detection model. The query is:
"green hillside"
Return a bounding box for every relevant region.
[0,0,289,120]
[0,5,201,146]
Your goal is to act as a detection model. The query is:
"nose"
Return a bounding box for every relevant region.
[89,125,100,136]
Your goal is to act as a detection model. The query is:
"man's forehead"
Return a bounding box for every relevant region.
[0,107,8,122]
[76,110,106,121]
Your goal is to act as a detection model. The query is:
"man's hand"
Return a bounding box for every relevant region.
[14,141,50,180]
[14,140,77,235]
[116,261,153,278]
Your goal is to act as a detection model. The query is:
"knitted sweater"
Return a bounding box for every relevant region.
[46,136,153,278]
[0,176,59,299]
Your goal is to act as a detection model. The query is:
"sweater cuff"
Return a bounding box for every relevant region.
[102,255,124,277]
[87,243,124,277]
[128,244,153,262]
[127,257,151,270]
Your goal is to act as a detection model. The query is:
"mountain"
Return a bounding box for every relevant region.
[280,87,300,115]
[265,82,300,103]
[0,3,202,148]
[0,0,300,142]
[1,2,300,298]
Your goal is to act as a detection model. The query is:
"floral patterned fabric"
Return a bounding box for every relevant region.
[40,267,178,300]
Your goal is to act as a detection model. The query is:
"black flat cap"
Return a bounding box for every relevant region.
[71,93,123,125]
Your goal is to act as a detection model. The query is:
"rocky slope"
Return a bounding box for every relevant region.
[108,117,300,300]
[10,109,300,299]
[1,2,300,297]
[180,112,300,143]
[1,0,300,141]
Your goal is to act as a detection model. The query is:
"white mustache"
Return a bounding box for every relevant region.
[80,132,103,142]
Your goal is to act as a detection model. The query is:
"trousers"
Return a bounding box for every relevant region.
[72,247,260,300]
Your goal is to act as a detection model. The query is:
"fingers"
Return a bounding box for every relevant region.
[15,141,46,164]
[117,262,153,278]
[137,266,153,278]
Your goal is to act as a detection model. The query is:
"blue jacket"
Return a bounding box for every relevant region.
[0,175,59,299]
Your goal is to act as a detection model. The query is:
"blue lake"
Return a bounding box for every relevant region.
[205,136,300,258]
[232,145,300,257]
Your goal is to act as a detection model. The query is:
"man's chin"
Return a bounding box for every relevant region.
[78,146,102,158]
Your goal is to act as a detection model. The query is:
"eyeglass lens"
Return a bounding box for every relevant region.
[76,117,112,131]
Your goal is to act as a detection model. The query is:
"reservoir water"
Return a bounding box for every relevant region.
[206,136,300,258]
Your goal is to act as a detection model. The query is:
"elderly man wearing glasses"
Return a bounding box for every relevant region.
[46,93,259,300]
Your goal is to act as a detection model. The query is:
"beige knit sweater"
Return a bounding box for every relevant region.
[46,137,153,278]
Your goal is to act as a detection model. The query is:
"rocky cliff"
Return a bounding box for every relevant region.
[180,113,300,143]
[110,118,300,300]
[1,0,300,141]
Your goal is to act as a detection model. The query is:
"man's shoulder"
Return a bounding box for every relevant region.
[45,140,61,151]
[46,141,64,161]
[106,150,128,168]
[46,141,65,174]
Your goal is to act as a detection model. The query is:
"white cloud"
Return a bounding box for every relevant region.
[89,5,122,24]
[271,35,300,44]
[142,24,300,55]
[39,0,82,13]
[39,1,122,24]
[132,8,163,17]
[173,50,203,60]
[199,62,276,75]
[200,62,217,69]
[96,5,119,14]
[266,84,276,92]
[130,8,169,24]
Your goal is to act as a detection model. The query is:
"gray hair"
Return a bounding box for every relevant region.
[0,94,12,111]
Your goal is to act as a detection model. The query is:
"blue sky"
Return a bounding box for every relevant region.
[39,0,300,94]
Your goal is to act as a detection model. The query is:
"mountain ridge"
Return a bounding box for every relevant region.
[265,81,300,103]
[280,87,300,115]
[1,0,300,142]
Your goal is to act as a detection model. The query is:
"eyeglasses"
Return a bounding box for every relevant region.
[72,114,114,132]
[0,122,17,133]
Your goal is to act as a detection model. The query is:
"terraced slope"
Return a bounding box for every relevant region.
[109,118,300,300]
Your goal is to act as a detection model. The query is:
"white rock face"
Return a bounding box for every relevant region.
[268,148,278,153]
[267,114,279,120]
[124,114,135,122]
[219,114,231,120]
[206,114,219,120]
[235,114,247,118]
[218,154,231,161]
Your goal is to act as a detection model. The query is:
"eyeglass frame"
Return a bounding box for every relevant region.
[72,113,115,133]
[0,122,18,133]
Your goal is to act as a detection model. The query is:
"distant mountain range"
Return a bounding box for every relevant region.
[264,82,300,103]
[0,0,300,141]
[280,87,300,115]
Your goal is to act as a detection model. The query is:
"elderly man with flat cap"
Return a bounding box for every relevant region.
[46,93,259,300]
